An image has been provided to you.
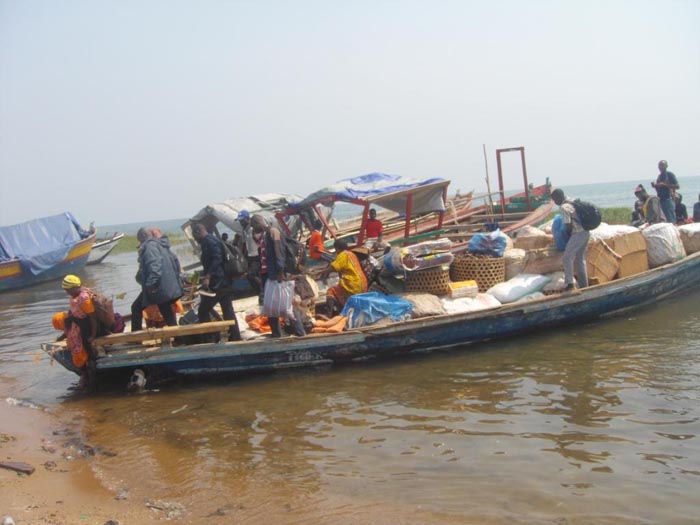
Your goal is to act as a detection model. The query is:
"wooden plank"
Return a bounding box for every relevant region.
[0,461,35,475]
[93,320,238,347]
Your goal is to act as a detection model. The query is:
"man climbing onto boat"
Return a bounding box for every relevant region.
[131,227,183,332]
[551,189,589,292]
[192,223,242,342]
[55,275,103,390]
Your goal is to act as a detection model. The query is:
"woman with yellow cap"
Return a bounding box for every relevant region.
[56,274,100,390]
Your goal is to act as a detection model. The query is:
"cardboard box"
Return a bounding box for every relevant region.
[606,230,647,256]
[586,239,620,284]
[449,280,479,298]
[514,234,553,251]
[522,246,564,275]
[604,231,648,278]
[616,250,649,278]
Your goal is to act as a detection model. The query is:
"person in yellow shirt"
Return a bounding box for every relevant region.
[320,239,368,316]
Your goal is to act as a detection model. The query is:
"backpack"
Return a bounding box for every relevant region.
[219,240,248,278]
[283,236,305,275]
[85,288,116,330]
[572,199,602,231]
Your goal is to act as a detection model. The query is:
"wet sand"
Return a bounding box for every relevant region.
[0,401,463,525]
[0,401,156,525]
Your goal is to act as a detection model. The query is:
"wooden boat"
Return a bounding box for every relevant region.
[41,250,700,385]
[0,213,96,293]
[87,232,125,265]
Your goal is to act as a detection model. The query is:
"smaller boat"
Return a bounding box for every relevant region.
[0,212,96,292]
[87,232,125,265]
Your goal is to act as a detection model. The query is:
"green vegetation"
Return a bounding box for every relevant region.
[546,206,632,226]
[600,207,633,225]
[111,233,189,255]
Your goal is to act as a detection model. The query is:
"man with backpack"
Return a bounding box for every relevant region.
[551,189,590,292]
[192,223,241,342]
[250,214,305,337]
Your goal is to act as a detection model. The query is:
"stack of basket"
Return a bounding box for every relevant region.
[450,254,506,293]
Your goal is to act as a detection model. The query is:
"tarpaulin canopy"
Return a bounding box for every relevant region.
[183,193,302,234]
[290,173,449,216]
[0,213,89,275]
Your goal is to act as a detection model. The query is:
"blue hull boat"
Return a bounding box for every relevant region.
[42,250,700,387]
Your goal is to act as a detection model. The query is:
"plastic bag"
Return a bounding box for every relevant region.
[552,215,570,252]
[468,229,508,257]
[262,279,294,318]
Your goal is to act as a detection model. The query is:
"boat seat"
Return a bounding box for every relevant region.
[93,320,238,348]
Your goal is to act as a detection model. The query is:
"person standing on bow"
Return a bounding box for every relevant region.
[551,189,589,292]
[651,160,679,224]
[131,227,183,332]
[192,223,241,342]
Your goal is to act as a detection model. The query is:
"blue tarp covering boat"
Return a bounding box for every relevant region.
[0,213,95,292]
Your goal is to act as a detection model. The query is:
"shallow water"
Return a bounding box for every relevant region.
[1,250,700,523]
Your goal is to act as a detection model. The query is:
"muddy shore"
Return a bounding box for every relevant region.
[0,400,159,525]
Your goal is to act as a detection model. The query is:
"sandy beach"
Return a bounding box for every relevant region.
[0,400,157,525]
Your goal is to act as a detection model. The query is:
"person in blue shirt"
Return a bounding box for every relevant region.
[651,160,679,224]
[693,194,700,223]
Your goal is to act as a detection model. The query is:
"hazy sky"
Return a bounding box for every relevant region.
[1,0,698,227]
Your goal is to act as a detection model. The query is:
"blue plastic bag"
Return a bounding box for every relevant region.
[467,229,508,257]
[552,214,570,252]
[341,292,413,329]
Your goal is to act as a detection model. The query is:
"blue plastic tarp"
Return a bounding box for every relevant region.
[0,213,87,275]
[290,173,449,215]
[341,291,413,329]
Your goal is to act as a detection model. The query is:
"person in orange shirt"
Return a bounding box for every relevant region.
[307,220,334,262]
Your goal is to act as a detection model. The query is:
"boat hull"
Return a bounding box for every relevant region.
[43,251,700,384]
[87,233,124,265]
[0,233,96,292]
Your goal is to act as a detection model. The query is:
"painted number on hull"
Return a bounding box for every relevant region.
[288,351,322,363]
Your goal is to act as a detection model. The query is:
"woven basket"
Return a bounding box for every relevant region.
[405,265,451,295]
[450,254,506,292]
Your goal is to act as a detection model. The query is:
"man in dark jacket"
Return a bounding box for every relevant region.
[131,227,183,332]
[192,223,241,342]
[251,214,305,337]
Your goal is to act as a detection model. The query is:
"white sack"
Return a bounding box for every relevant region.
[398,292,446,318]
[441,293,502,314]
[515,291,546,303]
[642,223,686,268]
[590,223,639,241]
[504,248,528,280]
[486,273,551,304]
[542,271,566,293]
[678,223,700,254]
